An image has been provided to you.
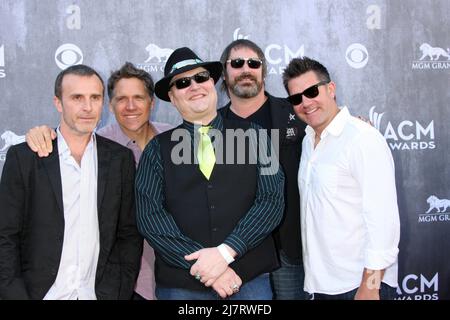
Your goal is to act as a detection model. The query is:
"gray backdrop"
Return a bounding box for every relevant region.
[0,0,448,300]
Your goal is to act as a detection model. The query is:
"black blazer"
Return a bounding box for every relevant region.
[220,93,306,260]
[0,135,143,300]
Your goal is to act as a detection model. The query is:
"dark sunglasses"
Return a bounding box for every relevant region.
[287,81,330,105]
[169,71,211,90]
[226,58,263,69]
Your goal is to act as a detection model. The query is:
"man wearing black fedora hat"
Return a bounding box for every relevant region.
[135,47,285,299]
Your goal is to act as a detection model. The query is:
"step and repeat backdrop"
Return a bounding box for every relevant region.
[0,0,449,299]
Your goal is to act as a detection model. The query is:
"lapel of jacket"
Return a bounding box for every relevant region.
[268,93,303,145]
[43,139,64,214]
[96,135,111,223]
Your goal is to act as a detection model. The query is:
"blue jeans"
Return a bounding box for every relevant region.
[156,273,272,300]
[270,250,309,300]
[312,282,397,300]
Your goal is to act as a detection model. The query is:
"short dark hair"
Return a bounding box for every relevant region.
[107,62,154,100]
[282,56,331,93]
[220,39,267,92]
[54,64,104,99]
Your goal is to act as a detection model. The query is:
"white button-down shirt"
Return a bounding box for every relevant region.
[298,107,400,295]
[44,129,100,300]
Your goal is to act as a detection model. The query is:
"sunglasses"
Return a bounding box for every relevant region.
[226,58,263,69]
[169,71,211,90]
[287,81,330,105]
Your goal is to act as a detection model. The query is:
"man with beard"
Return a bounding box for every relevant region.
[218,39,308,300]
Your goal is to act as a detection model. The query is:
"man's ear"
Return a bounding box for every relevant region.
[54,96,63,113]
[149,98,155,112]
[328,81,336,99]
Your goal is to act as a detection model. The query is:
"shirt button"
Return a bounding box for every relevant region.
[210,205,215,210]
[207,184,213,189]
[212,227,218,232]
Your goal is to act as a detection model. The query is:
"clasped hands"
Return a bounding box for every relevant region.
[185,246,242,298]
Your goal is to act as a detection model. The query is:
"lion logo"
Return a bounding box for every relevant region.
[419,43,450,61]
[0,130,25,152]
[144,44,173,63]
[426,195,450,213]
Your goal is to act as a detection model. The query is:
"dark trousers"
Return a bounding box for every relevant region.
[270,250,310,300]
[132,291,146,300]
[156,273,272,300]
[312,282,397,300]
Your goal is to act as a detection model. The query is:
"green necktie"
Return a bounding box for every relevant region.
[197,126,216,180]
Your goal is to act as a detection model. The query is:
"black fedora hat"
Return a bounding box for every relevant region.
[155,47,223,102]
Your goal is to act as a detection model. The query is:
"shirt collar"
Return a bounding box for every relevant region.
[109,123,131,146]
[57,126,96,159]
[304,106,350,139]
[109,121,165,146]
[325,106,350,137]
[182,113,224,135]
[57,127,71,158]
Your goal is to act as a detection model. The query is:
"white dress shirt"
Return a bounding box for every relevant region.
[44,129,100,300]
[298,107,400,295]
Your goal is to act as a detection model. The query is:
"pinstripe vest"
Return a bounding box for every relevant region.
[157,119,279,290]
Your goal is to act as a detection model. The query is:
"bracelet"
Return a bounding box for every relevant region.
[217,244,235,264]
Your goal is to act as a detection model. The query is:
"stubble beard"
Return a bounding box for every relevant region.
[229,74,263,98]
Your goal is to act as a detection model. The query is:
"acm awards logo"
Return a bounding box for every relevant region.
[136,44,174,74]
[418,195,450,223]
[55,43,83,70]
[0,44,5,79]
[233,28,304,76]
[0,130,25,162]
[396,273,439,300]
[412,42,450,70]
[369,106,435,151]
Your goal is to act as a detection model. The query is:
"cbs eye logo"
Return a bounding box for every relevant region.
[55,43,83,70]
[345,43,369,69]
